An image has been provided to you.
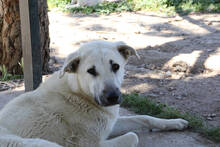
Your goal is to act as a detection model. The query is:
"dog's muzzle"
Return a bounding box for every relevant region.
[98,88,122,107]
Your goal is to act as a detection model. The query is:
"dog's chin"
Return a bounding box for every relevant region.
[100,103,120,107]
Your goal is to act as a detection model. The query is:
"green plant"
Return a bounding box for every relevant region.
[0,63,23,81]
[121,93,220,142]
[132,0,220,14]
[203,127,220,142]
[47,0,220,15]
[18,58,24,74]
[48,0,71,10]
[0,65,8,81]
[68,1,134,14]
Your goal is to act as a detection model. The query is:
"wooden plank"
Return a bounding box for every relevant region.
[19,0,42,91]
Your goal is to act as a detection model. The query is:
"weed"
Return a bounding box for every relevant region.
[18,58,24,74]
[121,93,220,142]
[47,0,71,10]
[0,63,23,81]
[67,1,133,14]
[47,0,220,15]
[132,0,220,14]
[0,65,8,81]
[203,127,220,142]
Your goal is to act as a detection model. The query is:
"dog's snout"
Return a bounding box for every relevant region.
[101,88,122,106]
[106,91,120,104]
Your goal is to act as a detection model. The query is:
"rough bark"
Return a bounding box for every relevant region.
[38,0,50,74]
[0,0,50,75]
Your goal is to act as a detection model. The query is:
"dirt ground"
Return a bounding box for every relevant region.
[0,11,220,146]
[49,11,220,127]
[49,11,220,146]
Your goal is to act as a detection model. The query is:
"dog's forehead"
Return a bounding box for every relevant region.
[80,42,124,64]
[85,49,122,66]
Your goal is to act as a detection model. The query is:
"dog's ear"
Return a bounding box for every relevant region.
[116,43,140,60]
[59,53,80,79]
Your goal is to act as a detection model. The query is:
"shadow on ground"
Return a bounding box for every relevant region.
[0,11,219,147]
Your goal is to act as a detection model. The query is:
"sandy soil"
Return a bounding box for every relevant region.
[49,11,220,146]
[49,11,220,127]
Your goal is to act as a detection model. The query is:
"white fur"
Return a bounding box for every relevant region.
[0,40,188,147]
[69,0,121,7]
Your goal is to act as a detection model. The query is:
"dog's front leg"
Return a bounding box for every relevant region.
[110,115,188,137]
[0,135,62,147]
[100,132,138,147]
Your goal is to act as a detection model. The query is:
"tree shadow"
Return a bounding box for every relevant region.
[85,24,117,31]
[170,1,220,15]
[122,13,220,126]
[143,22,193,37]
[132,13,220,74]
[49,11,220,126]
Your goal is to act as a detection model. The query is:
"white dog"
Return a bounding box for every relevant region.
[0,41,188,147]
[70,0,102,7]
[68,0,120,7]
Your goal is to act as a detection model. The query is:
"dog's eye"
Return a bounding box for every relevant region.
[112,63,120,73]
[87,66,98,77]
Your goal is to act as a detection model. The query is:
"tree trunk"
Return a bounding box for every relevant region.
[0,0,50,75]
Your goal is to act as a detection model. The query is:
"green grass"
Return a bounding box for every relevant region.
[47,0,220,15]
[47,0,71,10]
[132,0,220,15]
[203,127,220,142]
[121,93,220,142]
[0,73,23,81]
[47,0,134,14]
[0,64,23,81]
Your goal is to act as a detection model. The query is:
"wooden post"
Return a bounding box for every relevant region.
[19,0,42,91]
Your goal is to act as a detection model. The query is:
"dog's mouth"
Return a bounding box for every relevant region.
[95,95,122,107]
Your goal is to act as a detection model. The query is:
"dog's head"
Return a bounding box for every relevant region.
[59,40,139,107]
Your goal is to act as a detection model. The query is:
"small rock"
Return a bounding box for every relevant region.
[207,22,213,25]
[165,71,172,78]
[207,49,214,52]
[138,64,145,68]
[138,67,148,72]
[102,37,108,40]
[0,83,10,91]
[147,93,159,98]
[133,89,141,93]
[176,96,182,100]
[150,64,156,70]
[207,117,213,121]
[168,87,176,91]
[135,31,141,34]
[211,113,216,117]
[172,61,189,73]
[174,16,183,21]
[159,92,164,95]
[207,113,217,118]
[181,93,188,97]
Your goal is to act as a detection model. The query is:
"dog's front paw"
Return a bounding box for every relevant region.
[168,118,189,130]
[126,132,139,147]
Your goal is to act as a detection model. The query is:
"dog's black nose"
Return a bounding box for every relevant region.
[107,91,120,104]
[102,88,122,106]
